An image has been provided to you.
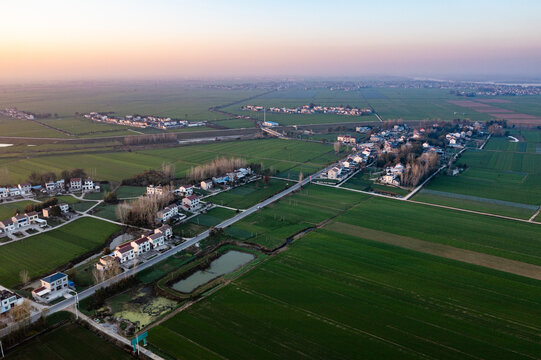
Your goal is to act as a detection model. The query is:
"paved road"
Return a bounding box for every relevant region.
[46,164,333,315]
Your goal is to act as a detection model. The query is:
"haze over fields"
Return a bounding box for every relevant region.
[0,0,540,81]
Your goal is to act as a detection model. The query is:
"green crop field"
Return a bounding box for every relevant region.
[116,185,146,198]
[208,180,290,209]
[425,149,541,205]
[0,139,340,184]
[149,228,541,360]
[484,129,541,153]
[0,200,35,219]
[413,189,536,219]
[5,322,133,359]
[0,116,67,138]
[93,203,120,221]
[229,185,368,249]
[335,195,541,266]
[0,217,120,287]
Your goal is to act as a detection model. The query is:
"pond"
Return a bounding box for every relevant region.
[172,250,255,293]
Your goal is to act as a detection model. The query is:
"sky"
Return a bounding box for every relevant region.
[1,0,540,81]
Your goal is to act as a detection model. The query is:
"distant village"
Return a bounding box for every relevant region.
[242,104,373,116]
[83,112,206,130]
[1,108,37,120]
[320,121,486,189]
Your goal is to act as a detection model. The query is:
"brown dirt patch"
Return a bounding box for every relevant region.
[325,222,541,280]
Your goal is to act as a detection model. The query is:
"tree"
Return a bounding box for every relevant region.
[298,171,304,184]
[48,205,62,217]
[333,141,342,154]
[19,269,29,285]
[104,192,118,204]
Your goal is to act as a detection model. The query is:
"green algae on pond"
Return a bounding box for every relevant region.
[172,250,255,293]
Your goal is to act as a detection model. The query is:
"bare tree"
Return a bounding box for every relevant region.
[333,141,342,154]
[19,269,29,285]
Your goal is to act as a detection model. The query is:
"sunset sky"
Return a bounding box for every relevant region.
[1,0,540,81]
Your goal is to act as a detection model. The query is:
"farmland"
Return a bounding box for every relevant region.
[335,195,541,266]
[208,179,290,209]
[4,322,133,360]
[228,185,368,249]
[423,149,541,205]
[149,228,541,360]
[0,116,67,138]
[0,217,120,288]
[484,128,541,153]
[0,200,35,219]
[0,139,340,184]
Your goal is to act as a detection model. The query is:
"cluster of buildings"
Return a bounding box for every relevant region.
[0,178,99,200]
[0,107,35,120]
[242,104,372,116]
[83,112,205,130]
[107,225,173,265]
[32,272,74,303]
[380,163,405,186]
[326,147,374,180]
[0,212,48,235]
[337,135,357,145]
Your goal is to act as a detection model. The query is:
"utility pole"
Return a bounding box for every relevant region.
[1,340,4,358]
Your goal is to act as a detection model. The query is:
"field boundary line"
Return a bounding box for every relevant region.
[326,222,541,280]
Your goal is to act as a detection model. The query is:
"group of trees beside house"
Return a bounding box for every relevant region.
[116,190,175,227]
[187,157,246,182]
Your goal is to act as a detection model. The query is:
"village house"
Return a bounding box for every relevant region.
[147,185,165,196]
[182,195,201,211]
[148,232,165,248]
[201,180,213,191]
[82,178,95,192]
[380,171,400,186]
[0,219,16,233]
[0,289,23,314]
[176,185,193,196]
[70,178,82,191]
[96,255,118,271]
[327,166,343,180]
[337,135,357,145]
[42,203,69,218]
[157,204,179,222]
[32,272,73,302]
[7,188,20,197]
[131,237,152,255]
[0,188,8,198]
[114,243,135,264]
[155,224,173,239]
[45,182,56,192]
[17,183,32,195]
[11,214,29,228]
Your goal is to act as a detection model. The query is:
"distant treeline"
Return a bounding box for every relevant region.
[123,133,178,146]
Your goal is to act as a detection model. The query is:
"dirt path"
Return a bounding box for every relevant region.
[326,222,541,281]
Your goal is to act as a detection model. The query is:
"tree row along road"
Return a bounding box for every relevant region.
[47,164,333,316]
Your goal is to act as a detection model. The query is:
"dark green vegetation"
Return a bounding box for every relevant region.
[1,139,339,184]
[0,200,35,219]
[208,179,290,209]
[425,148,541,205]
[229,185,368,249]
[0,217,120,287]
[116,185,146,198]
[336,195,541,266]
[5,322,133,359]
[149,228,541,360]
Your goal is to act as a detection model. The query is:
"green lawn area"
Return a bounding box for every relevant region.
[149,228,541,360]
[0,200,35,219]
[336,195,541,266]
[425,149,541,205]
[116,185,146,198]
[93,203,120,221]
[83,184,110,200]
[5,322,133,359]
[229,185,368,249]
[0,217,120,287]
[484,129,541,153]
[52,195,96,212]
[208,180,290,209]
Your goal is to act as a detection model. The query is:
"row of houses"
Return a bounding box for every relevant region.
[1,178,99,199]
[0,212,47,234]
[109,225,173,265]
[146,184,194,197]
[84,112,205,130]
[326,147,374,180]
[243,104,372,116]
